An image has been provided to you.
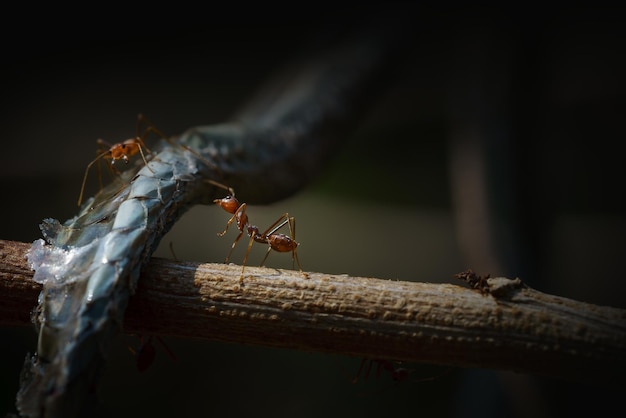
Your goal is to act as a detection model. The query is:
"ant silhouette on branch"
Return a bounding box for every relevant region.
[128,335,177,373]
[352,358,413,384]
[77,114,166,207]
[351,358,453,388]
[212,183,303,282]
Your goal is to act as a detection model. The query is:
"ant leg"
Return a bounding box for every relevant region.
[135,142,155,173]
[363,359,374,380]
[77,147,111,207]
[262,213,291,236]
[97,139,125,187]
[353,358,368,383]
[224,230,244,263]
[216,203,247,237]
[154,336,177,364]
[169,241,179,261]
[136,113,165,148]
[239,230,258,282]
[217,213,238,237]
[134,122,159,173]
[259,245,274,268]
[136,336,157,372]
[288,216,303,271]
[134,114,174,174]
[129,335,177,372]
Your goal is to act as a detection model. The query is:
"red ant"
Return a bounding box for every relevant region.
[212,186,302,281]
[352,358,413,384]
[77,114,164,206]
[128,335,177,373]
[352,358,452,386]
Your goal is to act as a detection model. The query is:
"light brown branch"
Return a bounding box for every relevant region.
[1,239,625,387]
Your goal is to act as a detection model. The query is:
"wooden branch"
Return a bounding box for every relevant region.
[1,239,625,388]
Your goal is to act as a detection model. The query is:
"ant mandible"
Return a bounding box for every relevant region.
[212,185,303,282]
[77,114,164,206]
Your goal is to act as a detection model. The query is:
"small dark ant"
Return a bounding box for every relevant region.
[77,114,164,207]
[352,358,452,387]
[212,186,302,282]
[128,335,177,373]
[352,358,413,384]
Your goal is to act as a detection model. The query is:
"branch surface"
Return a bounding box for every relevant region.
[1,239,625,388]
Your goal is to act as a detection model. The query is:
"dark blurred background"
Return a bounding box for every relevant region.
[1,4,625,417]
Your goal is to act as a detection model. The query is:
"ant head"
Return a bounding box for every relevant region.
[214,195,240,214]
[109,142,133,162]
